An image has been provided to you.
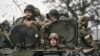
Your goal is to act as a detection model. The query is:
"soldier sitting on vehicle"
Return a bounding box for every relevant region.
[59,10,69,20]
[78,15,98,48]
[44,33,65,51]
[49,33,59,47]
[0,20,11,47]
[41,9,59,32]
[13,4,41,29]
[78,15,99,55]
[9,4,42,49]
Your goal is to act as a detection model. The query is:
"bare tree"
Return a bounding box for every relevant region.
[43,0,100,20]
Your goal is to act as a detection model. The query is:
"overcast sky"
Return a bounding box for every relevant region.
[0,0,53,23]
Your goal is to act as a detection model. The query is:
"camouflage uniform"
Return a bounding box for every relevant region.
[8,5,42,56]
[78,16,99,55]
[41,9,59,33]
[44,33,65,50]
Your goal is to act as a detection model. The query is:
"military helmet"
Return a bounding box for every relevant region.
[24,4,41,17]
[49,33,59,39]
[49,9,59,19]
[59,10,69,17]
[24,4,35,13]
[78,14,91,23]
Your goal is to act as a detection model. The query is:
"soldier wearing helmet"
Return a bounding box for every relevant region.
[9,4,42,49]
[44,33,65,50]
[48,9,59,22]
[13,4,41,28]
[41,9,59,32]
[49,33,59,47]
[78,15,90,30]
[59,10,69,20]
[78,15,99,54]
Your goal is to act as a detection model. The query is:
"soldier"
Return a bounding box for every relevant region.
[0,20,11,47]
[44,33,65,51]
[13,4,41,28]
[49,33,59,47]
[0,20,10,33]
[78,15,99,55]
[41,9,59,32]
[78,16,95,47]
[78,16,90,30]
[59,10,69,20]
[9,4,42,49]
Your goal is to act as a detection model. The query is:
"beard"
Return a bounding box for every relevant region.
[24,15,35,20]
